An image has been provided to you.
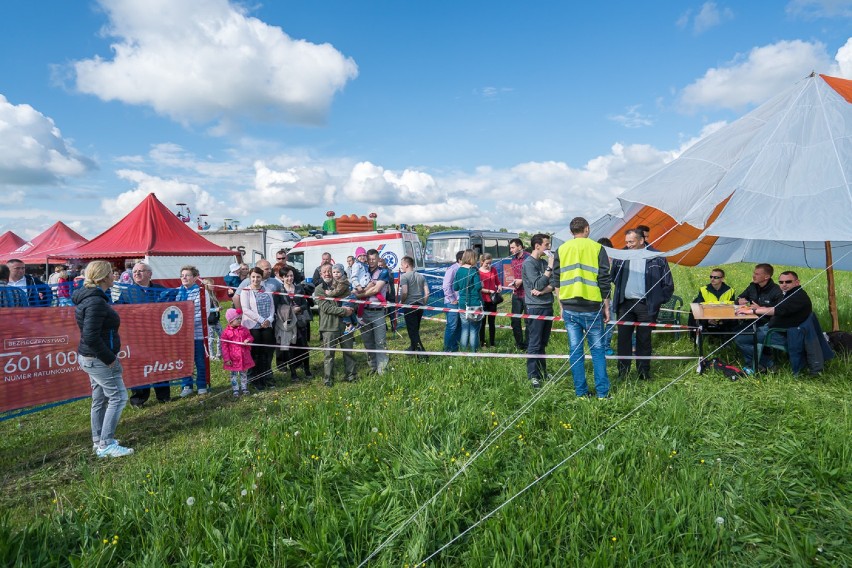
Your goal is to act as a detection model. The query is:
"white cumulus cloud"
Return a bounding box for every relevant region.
[836,37,852,77]
[72,0,358,128]
[103,169,221,218]
[679,40,836,110]
[252,160,337,208]
[0,94,95,187]
[378,198,485,227]
[343,161,440,205]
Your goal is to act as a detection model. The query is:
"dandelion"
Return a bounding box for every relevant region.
[700,459,705,464]
[372,427,379,433]
[294,431,300,437]
[241,489,248,497]
[186,496,195,506]
[145,508,149,513]
[252,484,258,490]
[256,471,264,478]
[715,516,725,525]
[611,536,617,542]
[597,443,605,451]
[103,539,109,545]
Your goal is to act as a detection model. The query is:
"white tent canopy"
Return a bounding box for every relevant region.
[591,73,852,272]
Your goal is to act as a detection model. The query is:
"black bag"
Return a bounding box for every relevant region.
[702,357,747,380]
[207,311,219,325]
[493,292,504,305]
[827,331,852,355]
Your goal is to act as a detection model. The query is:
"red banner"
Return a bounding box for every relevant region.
[1,302,194,413]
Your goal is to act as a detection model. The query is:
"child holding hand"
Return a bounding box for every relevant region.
[221,308,254,396]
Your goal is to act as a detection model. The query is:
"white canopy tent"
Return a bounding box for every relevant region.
[589,73,852,329]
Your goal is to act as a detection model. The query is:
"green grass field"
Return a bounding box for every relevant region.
[1,263,849,567]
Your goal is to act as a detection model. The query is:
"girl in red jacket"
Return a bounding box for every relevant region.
[221,308,254,396]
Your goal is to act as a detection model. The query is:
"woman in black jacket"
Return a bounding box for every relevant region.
[72,260,133,458]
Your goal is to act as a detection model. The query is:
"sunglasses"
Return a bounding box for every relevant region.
[778,279,794,284]
[709,275,722,280]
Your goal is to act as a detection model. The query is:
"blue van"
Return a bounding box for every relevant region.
[423,230,519,305]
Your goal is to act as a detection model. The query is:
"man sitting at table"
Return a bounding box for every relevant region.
[688,268,736,337]
[734,271,811,373]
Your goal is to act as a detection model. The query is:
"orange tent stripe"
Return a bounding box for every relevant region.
[821,74,852,104]
[606,195,734,266]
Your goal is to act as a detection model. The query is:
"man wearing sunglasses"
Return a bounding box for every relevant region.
[688,268,736,335]
[735,271,812,372]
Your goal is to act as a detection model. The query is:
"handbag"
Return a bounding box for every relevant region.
[493,291,504,305]
[207,311,219,325]
[465,305,485,322]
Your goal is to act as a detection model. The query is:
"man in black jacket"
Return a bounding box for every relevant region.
[611,229,674,380]
[736,263,783,318]
[735,271,812,371]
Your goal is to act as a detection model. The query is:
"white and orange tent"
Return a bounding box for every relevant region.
[590,73,852,329]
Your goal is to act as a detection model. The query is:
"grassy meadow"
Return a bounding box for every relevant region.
[0,263,849,567]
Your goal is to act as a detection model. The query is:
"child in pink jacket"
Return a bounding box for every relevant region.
[221,308,254,396]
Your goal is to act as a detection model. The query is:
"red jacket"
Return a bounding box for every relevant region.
[221,325,255,372]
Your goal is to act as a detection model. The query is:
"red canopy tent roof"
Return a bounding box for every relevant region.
[0,231,27,257]
[1,222,88,264]
[60,193,235,259]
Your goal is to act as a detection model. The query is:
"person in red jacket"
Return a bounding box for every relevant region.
[221,308,255,396]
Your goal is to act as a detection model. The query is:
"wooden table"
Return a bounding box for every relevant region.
[691,303,759,371]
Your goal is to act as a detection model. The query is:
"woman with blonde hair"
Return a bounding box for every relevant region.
[72,260,133,458]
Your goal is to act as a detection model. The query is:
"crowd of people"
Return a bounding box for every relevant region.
[0,223,836,458]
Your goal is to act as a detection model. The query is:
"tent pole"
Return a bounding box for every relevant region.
[825,241,839,331]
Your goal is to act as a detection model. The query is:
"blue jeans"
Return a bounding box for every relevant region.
[459,314,480,352]
[182,339,207,390]
[443,302,461,352]
[603,322,615,351]
[563,309,610,397]
[80,356,127,447]
[735,324,782,367]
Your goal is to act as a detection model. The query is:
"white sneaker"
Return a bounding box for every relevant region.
[93,439,119,453]
[179,387,194,397]
[198,388,209,395]
[96,442,134,458]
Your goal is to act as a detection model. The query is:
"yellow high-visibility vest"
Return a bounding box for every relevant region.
[557,237,603,302]
[699,286,735,304]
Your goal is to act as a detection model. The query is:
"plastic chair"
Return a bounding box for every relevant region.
[757,328,788,364]
[657,295,684,338]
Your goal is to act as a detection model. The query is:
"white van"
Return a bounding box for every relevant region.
[286,229,424,282]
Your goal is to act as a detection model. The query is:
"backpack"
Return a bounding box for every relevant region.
[826,331,852,355]
[701,357,748,380]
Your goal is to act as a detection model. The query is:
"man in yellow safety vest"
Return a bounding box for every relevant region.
[557,217,612,399]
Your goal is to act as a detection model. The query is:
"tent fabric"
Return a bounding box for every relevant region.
[0,231,26,257]
[592,73,852,271]
[61,193,236,259]
[1,222,88,265]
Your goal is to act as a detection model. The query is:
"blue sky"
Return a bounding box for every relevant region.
[1,0,851,240]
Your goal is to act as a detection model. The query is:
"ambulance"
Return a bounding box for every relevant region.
[286,229,424,283]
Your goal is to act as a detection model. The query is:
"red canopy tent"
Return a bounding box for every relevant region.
[58,193,237,287]
[0,222,88,265]
[0,231,27,257]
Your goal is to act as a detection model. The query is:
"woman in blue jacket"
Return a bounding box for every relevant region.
[453,249,483,352]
